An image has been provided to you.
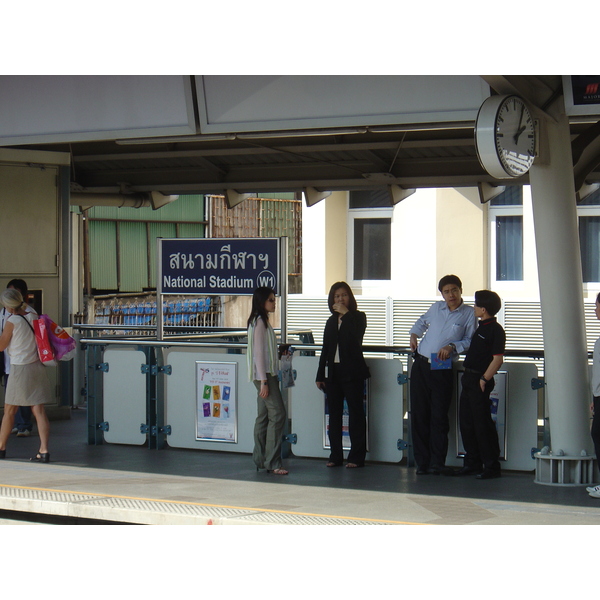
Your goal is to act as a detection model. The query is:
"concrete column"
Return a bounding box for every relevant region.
[529,108,593,456]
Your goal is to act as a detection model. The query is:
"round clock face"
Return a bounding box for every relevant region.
[475,95,536,179]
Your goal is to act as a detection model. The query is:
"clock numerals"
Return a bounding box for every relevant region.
[495,97,535,176]
[475,94,537,179]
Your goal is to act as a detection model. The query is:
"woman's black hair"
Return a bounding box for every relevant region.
[247,286,275,328]
[596,292,600,304]
[327,281,358,314]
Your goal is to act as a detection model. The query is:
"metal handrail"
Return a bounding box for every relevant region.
[77,335,547,359]
[74,324,553,359]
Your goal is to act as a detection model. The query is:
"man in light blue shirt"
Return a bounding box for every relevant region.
[409,275,477,475]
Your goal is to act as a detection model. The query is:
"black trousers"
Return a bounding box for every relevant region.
[410,356,453,468]
[458,371,501,472]
[592,396,600,475]
[326,365,367,466]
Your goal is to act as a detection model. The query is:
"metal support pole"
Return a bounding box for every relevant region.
[529,106,594,476]
[155,346,169,450]
[86,344,105,445]
[157,238,164,341]
[279,236,292,457]
[279,236,288,343]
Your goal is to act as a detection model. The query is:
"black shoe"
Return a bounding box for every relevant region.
[416,466,429,475]
[428,465,453,476]
[453,466,480,477]
[475,469,501,480]
[30,452,50,463]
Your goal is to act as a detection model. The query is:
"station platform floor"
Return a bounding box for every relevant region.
[0,406,599,527]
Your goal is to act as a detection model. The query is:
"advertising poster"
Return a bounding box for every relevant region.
[323,380,369,451]
[196,361,237,442]
[456,370,507,459]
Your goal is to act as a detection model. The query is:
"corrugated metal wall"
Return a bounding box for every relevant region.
[86,194,301,294]
[147,222,177,289]
[86,195,205,293]
[89,221,118,289]
[118,221,147,292]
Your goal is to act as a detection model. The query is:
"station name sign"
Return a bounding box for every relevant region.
[158,238,280,296]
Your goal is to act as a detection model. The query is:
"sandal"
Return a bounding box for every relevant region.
[267,468,289,475]
[30,452,50,463]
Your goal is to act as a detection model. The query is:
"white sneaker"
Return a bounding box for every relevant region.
[16,430,30,437]
[11,427,18,434]
[586,484,600,493]
[590,489,600,499]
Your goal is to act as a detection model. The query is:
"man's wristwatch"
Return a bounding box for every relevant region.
[448,343,456,352]
[480,375,488,383]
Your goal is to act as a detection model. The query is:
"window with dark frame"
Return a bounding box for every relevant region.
[496,216,523,281]
[580,216,600,282]
[350,191,392,281]
[491,187,524,281]
[353,218,391,280]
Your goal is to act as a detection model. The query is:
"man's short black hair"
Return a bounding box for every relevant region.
[438,274,462,292]
[474,290,502,316]
[7,278,28,297]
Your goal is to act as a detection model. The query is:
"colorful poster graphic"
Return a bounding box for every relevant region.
[196,362,237,442]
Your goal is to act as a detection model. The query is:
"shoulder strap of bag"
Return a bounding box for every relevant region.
[18,314,35,334]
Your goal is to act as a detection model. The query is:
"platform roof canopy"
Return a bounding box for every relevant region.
[1,75,599,203]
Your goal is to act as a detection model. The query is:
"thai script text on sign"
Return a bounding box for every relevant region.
[159,238,280,295]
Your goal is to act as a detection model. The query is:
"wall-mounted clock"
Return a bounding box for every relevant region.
[475,94,537,179]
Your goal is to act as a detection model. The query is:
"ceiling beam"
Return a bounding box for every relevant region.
[572,120,600,192]
[479,75,562,122]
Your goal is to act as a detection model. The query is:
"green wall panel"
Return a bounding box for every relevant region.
[90,221,117,289]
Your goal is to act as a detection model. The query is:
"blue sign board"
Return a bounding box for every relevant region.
[159,238,280,296]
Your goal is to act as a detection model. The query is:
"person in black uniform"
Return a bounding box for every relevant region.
[316,282,370,468]
[454,290,505,479]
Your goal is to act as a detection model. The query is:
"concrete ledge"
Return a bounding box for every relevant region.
[0,484,394,525]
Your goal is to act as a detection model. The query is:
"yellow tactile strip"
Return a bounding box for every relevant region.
[0,484,417,525]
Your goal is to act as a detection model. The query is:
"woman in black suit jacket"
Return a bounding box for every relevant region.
[316,282,369,468]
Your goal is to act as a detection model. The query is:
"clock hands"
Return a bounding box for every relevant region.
[514,125,526,144]
[514,103,526,144]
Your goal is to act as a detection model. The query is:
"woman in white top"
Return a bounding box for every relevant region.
[1,278,36,435]
[0,288,51,462]
[247,287,288,475]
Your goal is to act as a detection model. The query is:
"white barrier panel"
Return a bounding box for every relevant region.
[164,348,257,452]
[103,347,147,445]
[447,362,539,472]
[291,355,405,463]
[100,345,537,470]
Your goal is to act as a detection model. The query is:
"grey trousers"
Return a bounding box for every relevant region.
[253,373,286,470]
